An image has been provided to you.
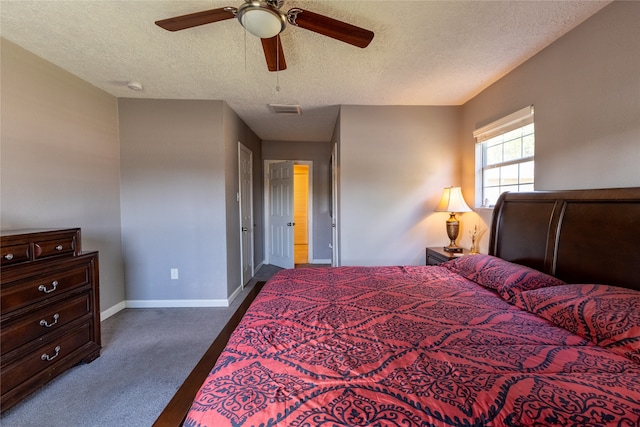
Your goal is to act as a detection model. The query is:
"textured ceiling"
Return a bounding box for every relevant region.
[0,1,610,142]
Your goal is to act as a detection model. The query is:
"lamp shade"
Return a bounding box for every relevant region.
[435,187,472,213]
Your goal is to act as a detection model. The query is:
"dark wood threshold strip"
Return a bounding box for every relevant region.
[153,281,266,427]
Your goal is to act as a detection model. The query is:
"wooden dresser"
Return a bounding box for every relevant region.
[0,228,100,412]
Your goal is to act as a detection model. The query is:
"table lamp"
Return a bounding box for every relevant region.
[435,187,472,252]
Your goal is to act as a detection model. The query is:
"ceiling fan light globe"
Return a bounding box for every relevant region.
[237,2,285,38]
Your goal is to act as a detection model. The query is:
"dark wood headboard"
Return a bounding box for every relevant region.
[489,187,640,291]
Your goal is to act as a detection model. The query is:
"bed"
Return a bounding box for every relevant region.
[156,187,640,426]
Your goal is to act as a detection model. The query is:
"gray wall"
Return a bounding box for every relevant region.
[119,99,229,302]
[338,106,463,266]
[222,103,263,292]
[118,99,263,304]
[1,38,265,313]
[460,0,640,252]
[0,39,125,316]
[262,140,333,261]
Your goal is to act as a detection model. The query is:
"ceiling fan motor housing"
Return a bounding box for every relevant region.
[237,0,286,38]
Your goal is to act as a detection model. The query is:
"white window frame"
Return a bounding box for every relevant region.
[473,105,535,208]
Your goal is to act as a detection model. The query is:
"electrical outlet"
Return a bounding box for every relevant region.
[170,268,179,280]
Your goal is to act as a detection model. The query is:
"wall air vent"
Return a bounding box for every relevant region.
[269,104,302,115]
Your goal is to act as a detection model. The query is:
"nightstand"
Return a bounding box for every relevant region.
[426,247,470,265]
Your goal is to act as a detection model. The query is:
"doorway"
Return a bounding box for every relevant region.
[294,164,309,264]
[264,160,313,268]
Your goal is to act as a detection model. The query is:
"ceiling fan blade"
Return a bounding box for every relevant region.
[288,8,374,48]
[261,36,287,72]
[155,8,235,32]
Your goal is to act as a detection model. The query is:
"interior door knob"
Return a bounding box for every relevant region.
[287,222,295,226]
[241,227,248,232]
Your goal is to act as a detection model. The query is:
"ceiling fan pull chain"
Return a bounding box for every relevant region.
[244,26,247,72]
[276,34,281,92]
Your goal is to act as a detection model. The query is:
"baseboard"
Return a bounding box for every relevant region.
[227,282,243,305]
[311,258,331,264]
[100,283,251,321]
[125,299,230,309]
[100,301,126,321]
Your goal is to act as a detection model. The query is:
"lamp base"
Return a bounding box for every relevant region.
[443,213,462,253]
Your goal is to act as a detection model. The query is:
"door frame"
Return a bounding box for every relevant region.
[331,142,339,266]
[239,143,254,287]
[264,159,313,265]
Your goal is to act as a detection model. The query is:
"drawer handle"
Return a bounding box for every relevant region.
[40,313,60,328]
[55,245,63,251]
[38,280,59,294]
[41,346,61,362]
[4,253,14,260]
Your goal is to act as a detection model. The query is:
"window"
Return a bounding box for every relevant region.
[474,106,534,207]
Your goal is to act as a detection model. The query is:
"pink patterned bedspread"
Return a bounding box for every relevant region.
[183,266,640,426]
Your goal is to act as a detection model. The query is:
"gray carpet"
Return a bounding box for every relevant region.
[1,264,282,427]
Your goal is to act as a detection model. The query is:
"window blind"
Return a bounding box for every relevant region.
[473,105,534,142]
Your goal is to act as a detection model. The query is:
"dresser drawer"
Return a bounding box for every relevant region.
[1,243,30,267]
[33,235,76,260]
[0,262,92,313]
[0,228,80,267]
[1,322,93,395]
[1,293,93,354]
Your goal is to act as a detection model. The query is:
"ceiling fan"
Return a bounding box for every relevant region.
[155,0,374,72]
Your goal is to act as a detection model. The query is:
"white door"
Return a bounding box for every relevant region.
[269,161,295,269]
[239,144,254,286]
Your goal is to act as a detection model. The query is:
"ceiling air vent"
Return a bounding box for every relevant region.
[269,104,302,115]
